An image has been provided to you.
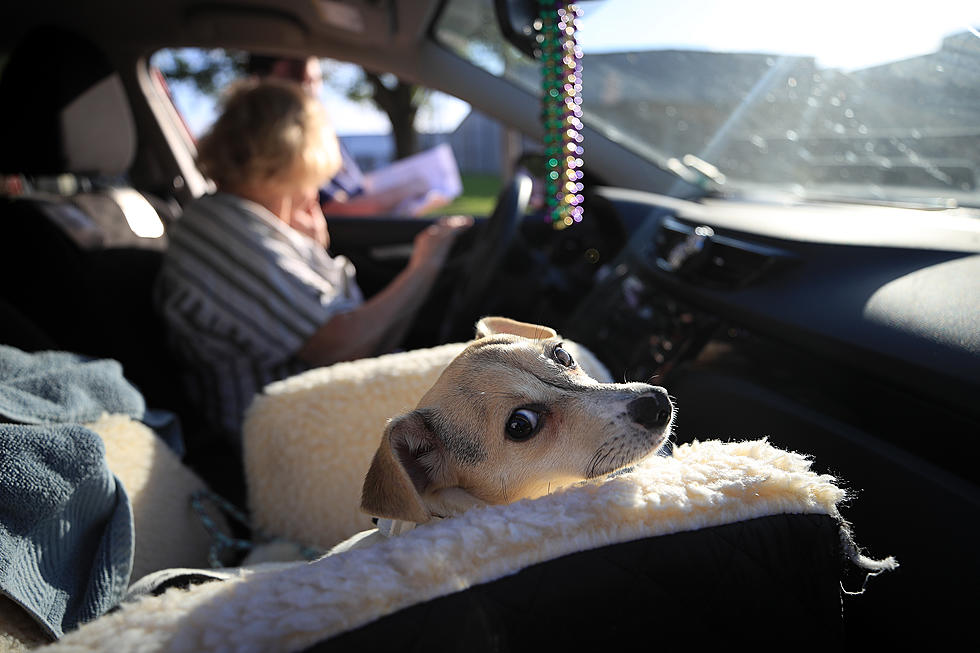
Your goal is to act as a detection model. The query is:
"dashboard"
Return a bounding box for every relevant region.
[571,187,980,417]
[560,188,980,639]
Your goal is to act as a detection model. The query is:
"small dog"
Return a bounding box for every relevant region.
[331,316,673,553]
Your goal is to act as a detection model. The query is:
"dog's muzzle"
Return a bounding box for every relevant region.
[626,391,672,429]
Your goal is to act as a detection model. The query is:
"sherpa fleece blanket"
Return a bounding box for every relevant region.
[43,438,896,653]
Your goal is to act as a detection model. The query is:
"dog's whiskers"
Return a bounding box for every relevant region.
[589,447,614,478]
[586,447,605,477]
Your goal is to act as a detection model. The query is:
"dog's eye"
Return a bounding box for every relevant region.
[553,344,574,368]
[505,408,540,441]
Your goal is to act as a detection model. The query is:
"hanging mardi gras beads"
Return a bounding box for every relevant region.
[538,1,584,230]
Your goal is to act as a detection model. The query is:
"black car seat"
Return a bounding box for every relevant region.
[0,25,186,418]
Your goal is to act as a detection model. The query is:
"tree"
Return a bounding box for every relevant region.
[154,49,248,97]
[155,48,426,160]
[340,69,430,159]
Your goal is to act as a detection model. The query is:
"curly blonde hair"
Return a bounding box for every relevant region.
[196,78,340,193]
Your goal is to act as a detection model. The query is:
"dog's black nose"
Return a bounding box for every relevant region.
[627,393,672,428]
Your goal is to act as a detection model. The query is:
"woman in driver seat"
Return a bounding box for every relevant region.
[155,78,471,448]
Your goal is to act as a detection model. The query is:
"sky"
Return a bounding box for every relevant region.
[169,0,979,137]
[579,0,980,69]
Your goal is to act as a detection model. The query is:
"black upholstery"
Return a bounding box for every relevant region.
[0,299,58,353]
[0,196,180,410]
[307,514,848,651]
[0,27,181,414]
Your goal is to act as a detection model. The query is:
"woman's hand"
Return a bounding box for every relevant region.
[290,191,330,248]
[299,214,472,367]
[409,215,474,273]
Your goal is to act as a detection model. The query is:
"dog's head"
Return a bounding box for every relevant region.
[361,317,674,523]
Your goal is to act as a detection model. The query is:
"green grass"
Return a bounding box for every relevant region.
[428,173,501,217]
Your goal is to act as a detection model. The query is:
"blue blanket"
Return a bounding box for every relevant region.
[0,345,145,424]
[0,345,137,639]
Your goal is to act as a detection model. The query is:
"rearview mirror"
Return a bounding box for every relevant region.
[494,1,604,59]
[493,0,540,58]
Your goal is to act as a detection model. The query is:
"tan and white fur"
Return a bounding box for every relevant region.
[332,317,674,553]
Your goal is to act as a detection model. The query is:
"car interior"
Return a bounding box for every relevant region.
[1,0,978,649]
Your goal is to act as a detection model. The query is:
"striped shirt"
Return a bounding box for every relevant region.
[154,192,363,442]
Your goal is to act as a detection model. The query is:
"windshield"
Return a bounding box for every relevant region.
[436,0,980,207]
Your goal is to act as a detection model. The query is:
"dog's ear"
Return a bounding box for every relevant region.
[475,316,558,340]
[361,411,447,523]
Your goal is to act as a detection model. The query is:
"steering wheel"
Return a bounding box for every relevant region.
[439,170,534,342]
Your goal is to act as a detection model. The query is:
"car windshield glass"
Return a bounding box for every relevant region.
[436,0,980,208]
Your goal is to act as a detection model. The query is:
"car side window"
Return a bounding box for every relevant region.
[151,48,518,217]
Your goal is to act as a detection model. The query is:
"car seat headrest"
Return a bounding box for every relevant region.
[0,25,136,177]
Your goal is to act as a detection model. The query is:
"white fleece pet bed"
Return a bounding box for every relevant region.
[242,340,613,550]
[43,437,894,653]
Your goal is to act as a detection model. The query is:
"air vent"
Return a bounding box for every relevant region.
[654,218,691,261]
[697,240,773,288]
[655,216,794,289]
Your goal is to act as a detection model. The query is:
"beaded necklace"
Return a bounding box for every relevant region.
[538,1,584,230]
